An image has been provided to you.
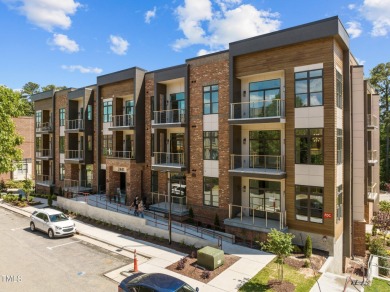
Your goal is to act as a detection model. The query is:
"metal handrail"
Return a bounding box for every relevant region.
[368,150,378,162]
[151,192,187,213]
[230,154,284,171]
[35,174,52,185]
[153,152,185,166]
[367,114,378,128]
[153,109,185,124]
[228,203,285,230]
[36,148,52,157]
[64,179,90,193]
[65,150,84,160]
[36,121,52,132]
[230,99,285,119]
[111,114,134,127]
[66,119,84,130]
[106,150,134,159]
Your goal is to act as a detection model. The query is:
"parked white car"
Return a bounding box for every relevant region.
[30,208,76,239]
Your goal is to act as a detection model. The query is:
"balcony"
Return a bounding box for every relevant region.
[152,152,185,171]
[109,114,135,130]
[35,149,53,160]
[367,114,378,130]
[64,150,84,163]
[36,122,53,133]
[149,192,189,216]
[106,150,134,160]
[224,204,287,232]
[368,150,378,165]
[64,179,92,194]
[229,99,285,124]
[35,174,52,186]
[65,119,84,132]
[152,109,185,128]
[367,183,378,202]
[229,154,286,179]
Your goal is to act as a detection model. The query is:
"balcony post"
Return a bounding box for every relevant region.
[229,204,231,219]
[265,211,268,228]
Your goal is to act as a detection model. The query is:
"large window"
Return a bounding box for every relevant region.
[203,131,218,160]
[102,135,113,156]
[36,161,42,175]
[203,177,219,207]
[249,79,281,117]
[295,185,323,223]
[203,85,218,114]
[103,100,112,123]
[337,129,343,164]
[59,108,65,126]
[88,135,93,151]
[151,171,158,193]
[35,111,42,125]
[336,71,343,109]
[36,137,41,150]
[59,136,65,154]
[59,163,65,181]
[249,180,281,213]
[249,130,281,169]
[87,105,92,121]
[336,185,343,222]
[295,69,323,107]
[295,128,323,165]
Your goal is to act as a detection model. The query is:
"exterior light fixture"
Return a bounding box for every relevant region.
[322,235,327,242]
[243,138,246,144]
[243,186,246,192]
[243,90,246,97]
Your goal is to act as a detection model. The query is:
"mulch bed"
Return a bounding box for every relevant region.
[285,249,327,271]
[268,279,295,292]
[166,254,240,283]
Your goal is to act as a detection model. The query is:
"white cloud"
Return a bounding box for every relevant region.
[61,65,102,74]
[197,48,217,56]
[50,33,79,53]
[361,0,390,36]
[109,35,129,55]
[3,0,80,31]
[355,57,366,65]
[346,21,362,38]
[145,6,157,23]
[172,0,280,52]
[348,3,356,10]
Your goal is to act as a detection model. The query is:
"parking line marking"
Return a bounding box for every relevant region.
[11,226,26,231]
[47,240,81,250]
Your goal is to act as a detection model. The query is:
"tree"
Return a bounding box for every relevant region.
[304,235,312,258]
[41,84,67,92]
[371,211,390,239]
[22,179,34,201]
[21,82,40,96]
[0,86,25,174]
[261,229,294,282]
[370,63,390,184]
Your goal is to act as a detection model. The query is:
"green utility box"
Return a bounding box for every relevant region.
[197,246,224,270]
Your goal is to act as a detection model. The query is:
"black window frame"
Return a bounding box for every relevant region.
[203,176,219,207]
[59,108,65,126]
[295,128,324,165]
[336,185,343,222]
[59,136,65,154]
[87,105,92,121]
[337,128,342,164]
[203,131,218,160]
[203,84,219,115]
[295,69,323,107]
[102,135,113,156]
[295,185,324,224]
[59,163,65,181]
[103,100,112,123]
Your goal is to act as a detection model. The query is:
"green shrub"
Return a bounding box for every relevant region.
[293,245,302,254]
[372,225,378,236]
[369,237,389,276]
[379,201,390,213]
[303,260,310,268]
[304,236,312,258]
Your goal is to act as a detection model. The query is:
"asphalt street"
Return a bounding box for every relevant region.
[0,208,128,292]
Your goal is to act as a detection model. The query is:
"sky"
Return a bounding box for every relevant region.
[0,0,389,91]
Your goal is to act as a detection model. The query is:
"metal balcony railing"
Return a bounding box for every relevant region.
[153,152,185,166]
[228,203,286,230]
[35,149,52,158]
[111,114,134,128]
[36,121,52,132]
[230,99,285,120]
[230,154,284,172]
[151,192,187,213]
[66,119,84,131]
[64,179,91,193]
[367,114,378,129]
[65,150,83,160]
[368,150,378,163]
[35,174,52,186]
[106,150,134,159]
[367,182,378,201]
[153,109,185,125]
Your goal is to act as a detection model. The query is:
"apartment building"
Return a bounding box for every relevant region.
[31,17,379,273]
[0,117,34,182]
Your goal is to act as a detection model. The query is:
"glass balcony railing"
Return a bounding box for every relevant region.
[106,150,134,159]
[367,114,378,129]
[36,122,53,132]
[110,114,134,128]
[368,150,378,163]
[153,152,185,167]
[65,150,83,160]
[66,119,84,131]
[230,154,284,172]
[230,99,285,120]
[35,149,52,158]
[367,183,378,201]
[153,109,185,125]
[35,174,52,186]
[64,179,92,193]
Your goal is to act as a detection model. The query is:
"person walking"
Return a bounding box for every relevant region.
[131,196,139,216]
[138,200,145,218]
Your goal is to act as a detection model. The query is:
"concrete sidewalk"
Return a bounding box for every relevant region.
[0,198,275,292]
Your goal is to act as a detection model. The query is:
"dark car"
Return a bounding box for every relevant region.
[118,272,199,292]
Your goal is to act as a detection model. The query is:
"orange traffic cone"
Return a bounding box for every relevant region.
[134,249,138,272]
